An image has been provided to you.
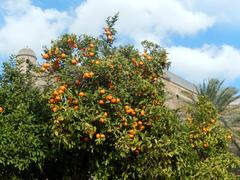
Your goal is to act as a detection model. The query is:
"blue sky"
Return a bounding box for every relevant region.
[0,0,240,89]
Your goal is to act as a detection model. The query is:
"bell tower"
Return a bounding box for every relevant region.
[16,47,37,73]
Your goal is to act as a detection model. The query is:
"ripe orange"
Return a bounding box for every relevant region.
[96,133,101,139]
[42,63,50,69]
[140,110,145,116]
[53,90,59,96]
[49,98,55,104]
[139,61,144,66]
[110,98,117,104]
[138,121,143,126]
[59,85,66,91]
[142,51,147,57]
[116,98,120,103]
[139,125,145,131]
[128,134,134,139]
[42,53,49,59]
[89,43,95,48]
[79,92,85,97]
[211,118,216,124]
[123,122,128,127]
[58,89,64,95]
[98,100,104,105]
[106,94,113,101]
[71,59,77,65]
[55,96,61,102]
[74,106,79,111]
[89,52,95,57]
[52,107,57,113]
[95,60,100,65]
[129,129,135,135]
[203,143,209,148]
[100,134,105,139]
[61,53,66,59]
[132,122,138,127]
[147,55,153,61]
[103,112,108,117]
[0,107,3,113]
[99,89,106,95]
[99,118,105,124]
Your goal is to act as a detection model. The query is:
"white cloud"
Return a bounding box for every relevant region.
[0,0,70,57]
[69,0,215,44]
[168,45,240,84]
[181,0,240,25]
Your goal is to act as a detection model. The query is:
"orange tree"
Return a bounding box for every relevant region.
[39,15,239,179]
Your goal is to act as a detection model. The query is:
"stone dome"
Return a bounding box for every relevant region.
[17,47,36,58]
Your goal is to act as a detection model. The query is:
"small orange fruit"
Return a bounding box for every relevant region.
[55,96,61,102]
[98,100,104,105]
[0,107,3,113]
[99,89,106,95]
[129,129,135,135]
[138,121,143,126]
[42,63,50,69]
[49,98,55,104]
[110,98,117,104]
[52,107,57,113]
[89,52,95,57]
[106,94,113,101]
[103,112,108,117]
[140,110,145,116]
[42,53,49,59]
[74,106,79,111]
[147,55,153,61]
[203,143,209,148]
[58,89,64,95]
[96,134,101,139]
[71,59,77,65]
[95,60,100,65]
[100,134,105,139]
[128,134,134,139]
[142,51,147,57]
[139,125,145,131]
[132,122,138,127]
[61,53,66,59]
[59,85,66,91]
[89,43,95,48]
[139,61,144,66]
[99,118,105,124]
[79,92,85,97]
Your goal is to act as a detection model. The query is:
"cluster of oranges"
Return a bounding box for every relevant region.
[99,112,108,124]
[142,51,153,61]
[98,91,120,106]
[96,133,106,139]
[48,85,68,112]
[104,27,113,42]
[67,37,78,49]
[83,72,94,79]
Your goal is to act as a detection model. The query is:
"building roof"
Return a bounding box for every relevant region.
[17,47,36,58]
[164,71,197,93]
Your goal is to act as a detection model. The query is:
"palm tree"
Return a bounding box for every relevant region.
[196,78,240,113]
